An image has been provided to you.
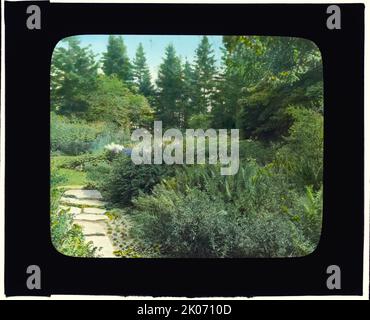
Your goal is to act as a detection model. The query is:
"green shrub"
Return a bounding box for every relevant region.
[293,186,323,246]
[90,125,131,153]
[238,139,277,165]
[131,187,236,257]
[85,160,112,189]
[161,160,294,210]
[274,107,323,190]
[188,113,212,130]
[86,75,154,129]
[233,166,299,217]
[50,188,97,257]
[50,167,67,187]
[129,159,320,257]
[51,152,109,170]
[97,154,174,207]
[163,161,258,201]
[234,211,313,257]
[50,113,100,155]
[131,186,310,257]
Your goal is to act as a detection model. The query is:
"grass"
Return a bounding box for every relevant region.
[58,168,87,186]
[51,155,81,168]
[51,155,87,186]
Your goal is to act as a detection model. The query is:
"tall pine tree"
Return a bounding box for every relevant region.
[102,35,133,83]
[193,36,217,114]
[181,59,196,127]
[211,38,259,129]
[156,44,183,128]
[133,43,154,98]
[51,37,98,115]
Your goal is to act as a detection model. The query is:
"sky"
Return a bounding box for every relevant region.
[56,35,224,81]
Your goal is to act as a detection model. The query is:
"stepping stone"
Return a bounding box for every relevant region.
[74,221,106,236]
[74,214,108,222]
[59,206,81,215]
[64,189,103,200]
[85,235,116,258]
[60,197,106,208]
[83,207,107,215]
[56,185,84,190]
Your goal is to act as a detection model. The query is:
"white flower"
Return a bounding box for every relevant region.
[104,143,125,154]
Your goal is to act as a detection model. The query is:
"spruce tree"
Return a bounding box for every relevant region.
[156,44,183,128]
[133,43,154,97]
[193,36,217,114]
[181,59,196,127]
[102,35,133,83]
[51,37,98,115]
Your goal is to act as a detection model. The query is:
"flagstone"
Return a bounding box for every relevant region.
[64,189,103,200]
[74,220,106,236]
[85,235,116,258]
[83,207,107,215]
[60,197,106,208]
[74,214,108,222]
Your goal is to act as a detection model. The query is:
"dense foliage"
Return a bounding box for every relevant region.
[51,113,100,155]
[50,35,323,258]
[51,37,98,115]
[102,35,133,83]
[50,173,97,257]
[86,75,153,128]
[131,156,322,257]
[88,154,174,207]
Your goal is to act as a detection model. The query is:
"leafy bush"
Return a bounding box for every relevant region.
[90,124,131,153]
[85,160,112,189]
[160,161,297,212]
[50,167,66,187]
[51,152,109,171]
[105,209,159,258]
[238,139,277,165]
[131,187,235,257]
[294,186,323,246]
[97,154,174,207]
[274,107,323,190]
[51,113,100,155]
[86,75,154,129]
[131,186,310,257]
[233,166,298,217]
[234,211,313,257]
[50,188,97,257]
[188,113,212,130]
[129,158,321,257]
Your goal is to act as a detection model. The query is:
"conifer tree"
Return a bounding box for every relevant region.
[51,37,98,115]
[133,43,154,98]
[181,59,196,127]
[102,35,133,83]
[193,36,217,114]
[156,44,184,128]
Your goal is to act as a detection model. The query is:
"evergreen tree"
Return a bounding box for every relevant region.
[211,36,322,140]
[102,35,133,83]
[233,36,323,140]
[180,60,196,127]
[51,37,98,115]
[133,43,154,98]
[211,38,262,129]
[193,36,217,114]
[156,44,184,128]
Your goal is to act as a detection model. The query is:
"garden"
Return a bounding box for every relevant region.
[50,35,323,258]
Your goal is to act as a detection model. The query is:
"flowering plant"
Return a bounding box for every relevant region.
[104,143,125,154]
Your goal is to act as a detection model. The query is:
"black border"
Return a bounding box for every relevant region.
[4,1,365,297]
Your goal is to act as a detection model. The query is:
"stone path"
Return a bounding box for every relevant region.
[59,187,116,258]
